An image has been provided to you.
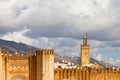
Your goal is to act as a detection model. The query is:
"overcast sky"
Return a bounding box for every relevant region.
[0,0,120,66]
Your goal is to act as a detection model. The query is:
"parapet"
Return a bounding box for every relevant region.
[55,67,120,74]
[36,48,54,55]
[0,48,34,58]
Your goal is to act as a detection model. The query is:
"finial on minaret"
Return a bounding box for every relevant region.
[83,33,88,45]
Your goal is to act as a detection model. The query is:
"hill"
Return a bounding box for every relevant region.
[0,39,37,53]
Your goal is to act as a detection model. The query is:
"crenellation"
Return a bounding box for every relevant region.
[49,50,52,55]
[36,49,40,55]
[46,49,48,55]
[2,52,34,58]
[39,49,52,55]
[36,48,55,55]
[55,67,120,80]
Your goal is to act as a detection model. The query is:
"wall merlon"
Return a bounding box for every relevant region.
[40,49,54,55]
[0,48,2,54]
[35,48,54,55]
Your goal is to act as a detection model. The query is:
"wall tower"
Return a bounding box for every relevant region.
[80,35,90,67]
[36,49,54,80]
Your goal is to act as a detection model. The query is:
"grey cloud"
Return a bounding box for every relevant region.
[53,38,81,49]
[88,26,120,41]
[0,0,120,41]
[107,40,120,47]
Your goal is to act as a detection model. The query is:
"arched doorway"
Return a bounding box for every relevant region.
[11,75,27,80]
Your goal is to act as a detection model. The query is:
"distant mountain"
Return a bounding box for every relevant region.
[0,39,113,67]
[0,39,37,53]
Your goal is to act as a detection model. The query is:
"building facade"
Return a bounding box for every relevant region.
[0,36,120,80]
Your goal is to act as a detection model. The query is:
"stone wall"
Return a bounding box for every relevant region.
[54,67,120,80]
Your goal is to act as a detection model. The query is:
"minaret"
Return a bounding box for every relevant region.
[80,35,90,67]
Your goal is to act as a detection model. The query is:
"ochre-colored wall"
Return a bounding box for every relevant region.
[36,49,54,80]
[0,49,54,80]
[0,54,30,80]
[7,59,29,80]
[54,68,120,80]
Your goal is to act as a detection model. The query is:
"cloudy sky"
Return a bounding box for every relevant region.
[0,0,120,66]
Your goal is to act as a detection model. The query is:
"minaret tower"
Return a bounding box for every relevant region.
[80,35,90,67]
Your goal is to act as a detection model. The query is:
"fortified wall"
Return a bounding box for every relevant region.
[54,67,120,80]
[0,48,54,80]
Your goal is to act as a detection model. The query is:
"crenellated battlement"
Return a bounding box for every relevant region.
[36,49,54,55]
[0,49,35,59]
[54,67,120,80]
[55,67,120,73]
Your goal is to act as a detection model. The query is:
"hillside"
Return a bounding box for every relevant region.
[0,39,37,53]
[0,39,113,67]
